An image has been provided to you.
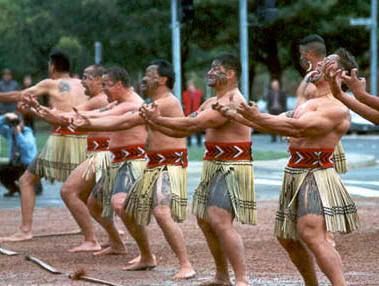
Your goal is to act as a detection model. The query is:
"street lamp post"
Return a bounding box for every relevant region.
[350,0,377,95]
[239,0,249,100]
[94,41,102,64]
[171,0,182,101]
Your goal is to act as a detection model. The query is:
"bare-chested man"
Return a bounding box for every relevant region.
[73,60,195,279]
[0,50,89,242]
[296,34,347,174]
[72,66,147,256]
[325,54,379,124]
[142,54,254,286]
[215,52,360,286]
[33,64,113,252]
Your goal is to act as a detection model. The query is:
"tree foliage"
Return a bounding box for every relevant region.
[0,0,374,96]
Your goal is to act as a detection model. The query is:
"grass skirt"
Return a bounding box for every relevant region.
[275,166,359,240]
[35,133,87,181]
[192,160,256,225]
[333,141,347,174]
[125,165,187,225]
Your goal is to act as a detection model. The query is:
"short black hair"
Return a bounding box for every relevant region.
[86,65,106,78]
[334,48,358,72]
[149,59,175,89]
[49,50,70,72]
[105,66,130,87]
[213,53,241,79]
[334,48,359,91]
[299,34,326,58]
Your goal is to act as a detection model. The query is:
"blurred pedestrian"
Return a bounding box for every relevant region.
[0,69,19,114]
[182,80,203,146]
[265,79,287,142]
[0,112,42,196]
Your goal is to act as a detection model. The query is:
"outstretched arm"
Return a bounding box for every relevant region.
[145,119,192,138]
[0,91,22,102]
[341,68,379,110]
[142,100,228,133]
[74,111,144,131]
[211,102,270,133]
[237,102,346,138]
[325,65,379,124]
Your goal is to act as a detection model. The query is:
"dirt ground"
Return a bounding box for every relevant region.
[1,198,379,286]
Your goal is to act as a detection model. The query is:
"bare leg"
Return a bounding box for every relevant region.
[0,170,38,242]
[207,206,248,286]
[277,238,318,286]
[87,194,125,255]
[298,215,346,286]
[121,214,156,271]
[60,159,101,252]
[197,217,231,286]
[152,206,195,279]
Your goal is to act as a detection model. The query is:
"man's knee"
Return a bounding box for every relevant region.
[207,207,232,233]
[60,182,73,200]
[19,171,38,189]
[153,205,171,224]
[111,195,126,217]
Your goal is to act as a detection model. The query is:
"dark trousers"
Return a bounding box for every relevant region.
[0,164,42,196]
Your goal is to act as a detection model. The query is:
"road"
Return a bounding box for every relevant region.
[1,134,379,209]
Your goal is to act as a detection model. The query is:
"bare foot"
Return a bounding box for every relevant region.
[122,257,157,271]
[0,230,33,242]
[127,255,141,264]
[67,241,101,253]
[127,254,157,265]
[173,266,196,280]
[93,246,126,256]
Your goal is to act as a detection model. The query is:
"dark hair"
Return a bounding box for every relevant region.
[334,48,359,91]
[105,66,130,87]
[149,59,175,89]
[213,53,241,79]
[299,34,326,58]
[86,64,106,78]
[49,50,70,72]
[334,48,358,72]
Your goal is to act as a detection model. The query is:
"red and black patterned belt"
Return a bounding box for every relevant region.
[110,145,146,163]
[288,147,334,168]
[87,136,110,152]
[147,149,188,168]
[204,141,252,161]
[52,126,84,135]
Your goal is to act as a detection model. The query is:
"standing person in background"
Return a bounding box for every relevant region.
[182,79,203,147]
[0,69,19,114]
[265,79,287,142]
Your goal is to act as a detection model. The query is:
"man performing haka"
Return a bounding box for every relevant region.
[31,64,114,252]
[72,66,147,256]
[296,34,347,174]
[73,60,195,279]
[0,50,89,242]
[142,54,254,286]
[214,52,359,286]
